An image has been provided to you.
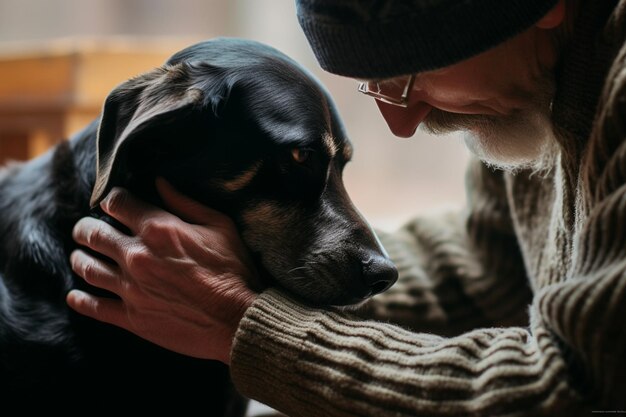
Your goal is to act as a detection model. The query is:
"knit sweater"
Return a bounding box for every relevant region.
[231,1,626,415]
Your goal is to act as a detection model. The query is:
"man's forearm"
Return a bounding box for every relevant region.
[231,289,584,417]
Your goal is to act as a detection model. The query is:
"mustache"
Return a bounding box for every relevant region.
[422,108,498,134]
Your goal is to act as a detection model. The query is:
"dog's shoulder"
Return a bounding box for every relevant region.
[0,122,102,381]
[0,123,97,338]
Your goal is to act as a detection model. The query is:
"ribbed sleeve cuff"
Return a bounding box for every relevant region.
[230,288,320,411]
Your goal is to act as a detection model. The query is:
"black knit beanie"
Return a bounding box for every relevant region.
[296,0,559,79]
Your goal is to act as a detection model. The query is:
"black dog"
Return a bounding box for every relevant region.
[0,38,397,412]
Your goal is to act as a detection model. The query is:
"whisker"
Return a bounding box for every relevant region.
[288,260,321,276]
[287,265,309,275]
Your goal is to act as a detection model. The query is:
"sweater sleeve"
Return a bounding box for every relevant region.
[231,289,584,417]
[360,158,532,336]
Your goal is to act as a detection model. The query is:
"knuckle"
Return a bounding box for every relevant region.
[81,260,96,281]
[84,225,104,247]
[73,218,113,249]
[103,188,128,214]
[72,255,101,285]
[140,216,180,247]
[140,217,167,237]
[125,246,153,273]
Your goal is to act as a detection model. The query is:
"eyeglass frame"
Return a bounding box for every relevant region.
[357,74,416,108]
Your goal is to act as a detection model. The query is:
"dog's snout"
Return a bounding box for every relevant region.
[361,255,398,298]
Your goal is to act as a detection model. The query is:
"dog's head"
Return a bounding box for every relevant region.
[90,37,397,306]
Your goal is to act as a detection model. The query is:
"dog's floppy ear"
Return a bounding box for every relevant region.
[90,67,203,208]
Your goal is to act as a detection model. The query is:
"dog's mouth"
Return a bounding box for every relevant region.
[247,250,397,307]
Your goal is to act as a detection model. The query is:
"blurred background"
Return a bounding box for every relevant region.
[0,0,470,232]
[0,1,469,415]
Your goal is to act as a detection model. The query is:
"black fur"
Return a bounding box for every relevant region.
[0,38,397,411]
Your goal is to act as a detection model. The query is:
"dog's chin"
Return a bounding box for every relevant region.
[333,298,370,311]
[255,262,355,306]
[268,274,371,307]
[285,287,368,307]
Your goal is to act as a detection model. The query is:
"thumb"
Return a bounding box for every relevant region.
[155,178,227,225]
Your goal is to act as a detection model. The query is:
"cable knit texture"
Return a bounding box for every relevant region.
[231,1,626,415]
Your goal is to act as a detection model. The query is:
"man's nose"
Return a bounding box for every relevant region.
[376,100,432,138]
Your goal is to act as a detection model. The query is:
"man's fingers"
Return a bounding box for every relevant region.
[70,250,123,294]
[66,290,129,330]
[73,217,131,262]
[100,187,164,234]
[156,177,232,226]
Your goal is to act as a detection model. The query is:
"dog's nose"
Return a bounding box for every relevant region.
[361,255,398,298]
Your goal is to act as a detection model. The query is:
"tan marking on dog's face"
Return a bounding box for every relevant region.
[220,161,262,192]
[323,133,338,158]
[241,201,290,241]
[240,201,301,279]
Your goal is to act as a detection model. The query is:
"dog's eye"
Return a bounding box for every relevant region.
[291,148,312,164]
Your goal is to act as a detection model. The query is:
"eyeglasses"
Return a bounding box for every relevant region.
[357,74,416,108]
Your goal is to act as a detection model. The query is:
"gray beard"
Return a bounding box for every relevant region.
[462,107,558,174]
[421,76,559,174]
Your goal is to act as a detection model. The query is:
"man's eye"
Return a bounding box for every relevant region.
[291,148,312,163]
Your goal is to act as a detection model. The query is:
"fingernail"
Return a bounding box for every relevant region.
[69,250,81,271]
[67,289,83,299]
[66,289,88,306]
[72,219,85,241]
[72,217,95,241]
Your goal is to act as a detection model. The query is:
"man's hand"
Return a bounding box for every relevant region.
[66,179,259,364]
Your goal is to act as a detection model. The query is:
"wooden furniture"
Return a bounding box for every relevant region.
[0,39,187,163]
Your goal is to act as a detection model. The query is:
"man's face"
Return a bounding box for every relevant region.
[371,24,560,172]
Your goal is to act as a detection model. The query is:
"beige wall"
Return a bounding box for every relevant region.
[0,0,469,231]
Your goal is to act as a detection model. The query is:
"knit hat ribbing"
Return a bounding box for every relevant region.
[296,0,559,79]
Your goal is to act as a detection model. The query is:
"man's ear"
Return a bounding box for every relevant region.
[535,0,565,29]
[90,67,204,208]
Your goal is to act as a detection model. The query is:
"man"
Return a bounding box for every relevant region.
[67,0,626,415]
